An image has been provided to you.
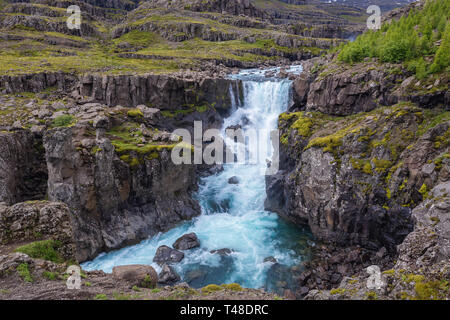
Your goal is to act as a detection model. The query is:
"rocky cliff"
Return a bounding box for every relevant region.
[0,77,240,261]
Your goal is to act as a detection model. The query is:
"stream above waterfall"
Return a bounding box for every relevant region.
[81,65,315,293]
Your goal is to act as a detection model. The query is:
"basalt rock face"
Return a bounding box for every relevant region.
[0,72,242,113]
[43,125,200,262]
[267,103,449,253]
[76,74,242,112]
[306,181,450,300]
[0,131,48,205]
[0,72,77,95]
[142,0,267,19]
[291,57,449,115]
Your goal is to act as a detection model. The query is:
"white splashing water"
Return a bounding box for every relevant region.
[81,65,313,290]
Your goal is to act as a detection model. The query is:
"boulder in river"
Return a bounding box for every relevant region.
[173,233,200,250]
[112,265,158,288]
[153,245,184,265]
[210,248,233,256]
[228,176,240,184]
[263,256,277,263]
[158,264,181,284]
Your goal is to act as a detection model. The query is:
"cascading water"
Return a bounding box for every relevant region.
[81,65,314,292]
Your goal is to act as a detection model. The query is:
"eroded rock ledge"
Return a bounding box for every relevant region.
[266,55,449,299]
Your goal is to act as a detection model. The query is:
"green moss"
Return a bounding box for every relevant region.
[91,146,102,155]
[350,158,372,174]
[365,291,378,300]
[220,283,243,291]
[195,105,208,113]
[290,113,314,137]
[201,284,223,294]
[94,294,108,300]
[330,288,346,295]
[127,109,144,118]
[434,153,450,170]
[16,263,33,283]
[419,183,429,199]
[14,239,64,263]
[382,269,395,276]
[372,158,393,174]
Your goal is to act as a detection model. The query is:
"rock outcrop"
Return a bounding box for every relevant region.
[44,124,200,262]
[112,264,158,288]
[292,57,449,115]
[267,102,449,252]
[0,131,48,205]
[306,181,450,300]
[0,201,75,260]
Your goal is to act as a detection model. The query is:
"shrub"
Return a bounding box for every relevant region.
[17,263,33,282]
[43,271,57,280]
[338,0,449,77]
[14,239,64,263]
[53,114,75,127]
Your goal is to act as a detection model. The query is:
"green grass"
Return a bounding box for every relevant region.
[42,271,57,280]
[16,263,33,283]
[52,115,76,127]
[14,239,64,263]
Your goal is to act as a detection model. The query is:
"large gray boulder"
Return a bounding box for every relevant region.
[153,245,184,265]
[112,265,158,288]
[173,233,200,250]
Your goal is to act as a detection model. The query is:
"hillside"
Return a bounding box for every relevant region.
[0,0,369,76]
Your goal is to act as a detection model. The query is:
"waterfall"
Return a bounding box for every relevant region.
[81,66,313,292]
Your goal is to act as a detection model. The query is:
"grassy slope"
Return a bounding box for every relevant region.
[0,1,360,75]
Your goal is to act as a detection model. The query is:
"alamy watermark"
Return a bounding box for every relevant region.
[66,265,81,290]
[67,5,81,30]
[170,121,280,176]
[366,265,385,290]
[367,5,381,30]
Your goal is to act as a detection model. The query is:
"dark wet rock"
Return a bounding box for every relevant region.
[263,256,277,263]
[153,245,184,265]
[173,233,200,250]
[158,264,181,284]
[112,265,158,288]
[226,124,242,131]
[210,248,233,256]
[228,176,240,184]
[0,131,48,205]
[184,254,235,288]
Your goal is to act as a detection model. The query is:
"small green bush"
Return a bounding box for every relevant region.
[53,114,75,127]
[42,271,57,280]
[14,239,64,263]
[17,263,33,282]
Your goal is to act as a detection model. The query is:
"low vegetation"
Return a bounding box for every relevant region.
[14,239,64,263]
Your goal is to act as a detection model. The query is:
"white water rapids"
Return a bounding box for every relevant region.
[81,65,314,291]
